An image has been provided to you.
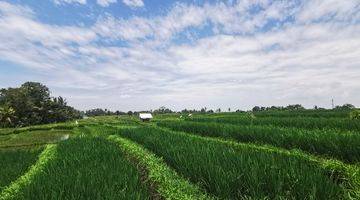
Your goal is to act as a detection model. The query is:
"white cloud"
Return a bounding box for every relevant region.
[94,1,298,42]
[297,0,360,23]
[97,0,117,7]
[122,0,144,8]
[53,0,86,5]
[0,1,360,110]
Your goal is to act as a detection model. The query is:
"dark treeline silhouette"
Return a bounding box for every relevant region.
[85,108,126,117]
[0,82,81,128]
[85,104,358,117]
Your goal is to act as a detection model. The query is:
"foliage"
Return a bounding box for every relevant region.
[118,126,345,199]
[0,147,43,192]
[252,104,305,112]
[350,110,360,120]
[189,115,360,132]
[0,130,71,148]
[85,108,112,116]
[0,144,58,200]
[335,103,356,110]
[0,82,81,128]
[153,106,174,114]
[157,120,360,163]
[108,135,212,200]
[1,137,150,200]
[253,109,351,118]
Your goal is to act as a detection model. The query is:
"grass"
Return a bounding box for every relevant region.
[0,122,77,136]
[116,125,347,200]
[0,130,71,148]
[0,144,58,200]
[189,115,360,132]
[0,147,43,192]
[1,137,151,200]
[252,110,351,118]
[107,134,212,200]
[157,120,360,163]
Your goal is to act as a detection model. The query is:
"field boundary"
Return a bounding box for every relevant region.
[107,135,213,200]
[152,125,360,198]
[0,144,58,200]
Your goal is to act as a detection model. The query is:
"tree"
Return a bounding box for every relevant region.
[85,108,110,116]
[153,106,173,114]
[0,82,80,127]
[252,106,261,112]
[335,103,355,110]
[0,106,15,127]
[285,104,305,110]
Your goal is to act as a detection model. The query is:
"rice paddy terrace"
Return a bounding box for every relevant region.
[0,111,359,200]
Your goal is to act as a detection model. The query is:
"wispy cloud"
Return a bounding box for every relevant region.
[0,0,359,110]
[122,0,144,8]
[53,0,87,5]
[97,0,117,7]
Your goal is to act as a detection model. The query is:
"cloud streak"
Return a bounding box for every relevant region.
[0,0,359,111]
[122,0,144,8]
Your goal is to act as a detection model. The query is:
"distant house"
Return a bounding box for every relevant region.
[139,113,153,122]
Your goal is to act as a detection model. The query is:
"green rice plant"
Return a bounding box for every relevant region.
[157,120,360,163]
[188,115,360,132]
[117,126,347,200]
[350,110,360,120]
[0,130,71,148]
[253,110,351,118]
[0,144,57,200]
[1,137,151,200]
[0,147,43,192]
[107,135,213,200]
[0,122,77,136]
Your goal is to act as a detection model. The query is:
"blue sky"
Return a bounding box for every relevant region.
[0,0,359,111]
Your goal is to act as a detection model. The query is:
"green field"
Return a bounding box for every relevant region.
[0,111,359,199]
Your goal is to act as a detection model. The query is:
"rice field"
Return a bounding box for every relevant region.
[0,147,43,191]
[0,110,359,199]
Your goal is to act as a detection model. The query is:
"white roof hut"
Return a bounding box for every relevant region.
[139,113,153,122]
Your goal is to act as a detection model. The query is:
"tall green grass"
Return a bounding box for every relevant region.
[253,110,351,118]
[0,123,76,136]
[2,137,150,200]
[117,126,346,199]
[107,135,212,200]
[157,120,360,163]
[0,130,71,148]
[1,145,58,200]
[0,147,43,192]
[189,116,360,132]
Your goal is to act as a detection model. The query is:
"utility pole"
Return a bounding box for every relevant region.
[332,99,334,109]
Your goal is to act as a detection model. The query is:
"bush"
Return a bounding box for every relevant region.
[350,110,360,120]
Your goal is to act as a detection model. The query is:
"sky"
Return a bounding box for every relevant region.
[0,0,359,111]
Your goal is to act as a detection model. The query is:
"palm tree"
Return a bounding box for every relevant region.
[0,106,15,127]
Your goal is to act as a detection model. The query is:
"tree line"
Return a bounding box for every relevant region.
[85,103,358,117]
[1,82,358,127]
[0,82,81,128]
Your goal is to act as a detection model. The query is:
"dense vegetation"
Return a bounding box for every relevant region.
[1,109,359,199]
[157,120,360,163]
[188,115,360,131]
[0,82,80,128]
[0,147,43,191]
[2,137,150,200]
[117,126,345,199]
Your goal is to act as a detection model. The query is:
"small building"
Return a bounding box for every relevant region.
[139,113,153,122]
